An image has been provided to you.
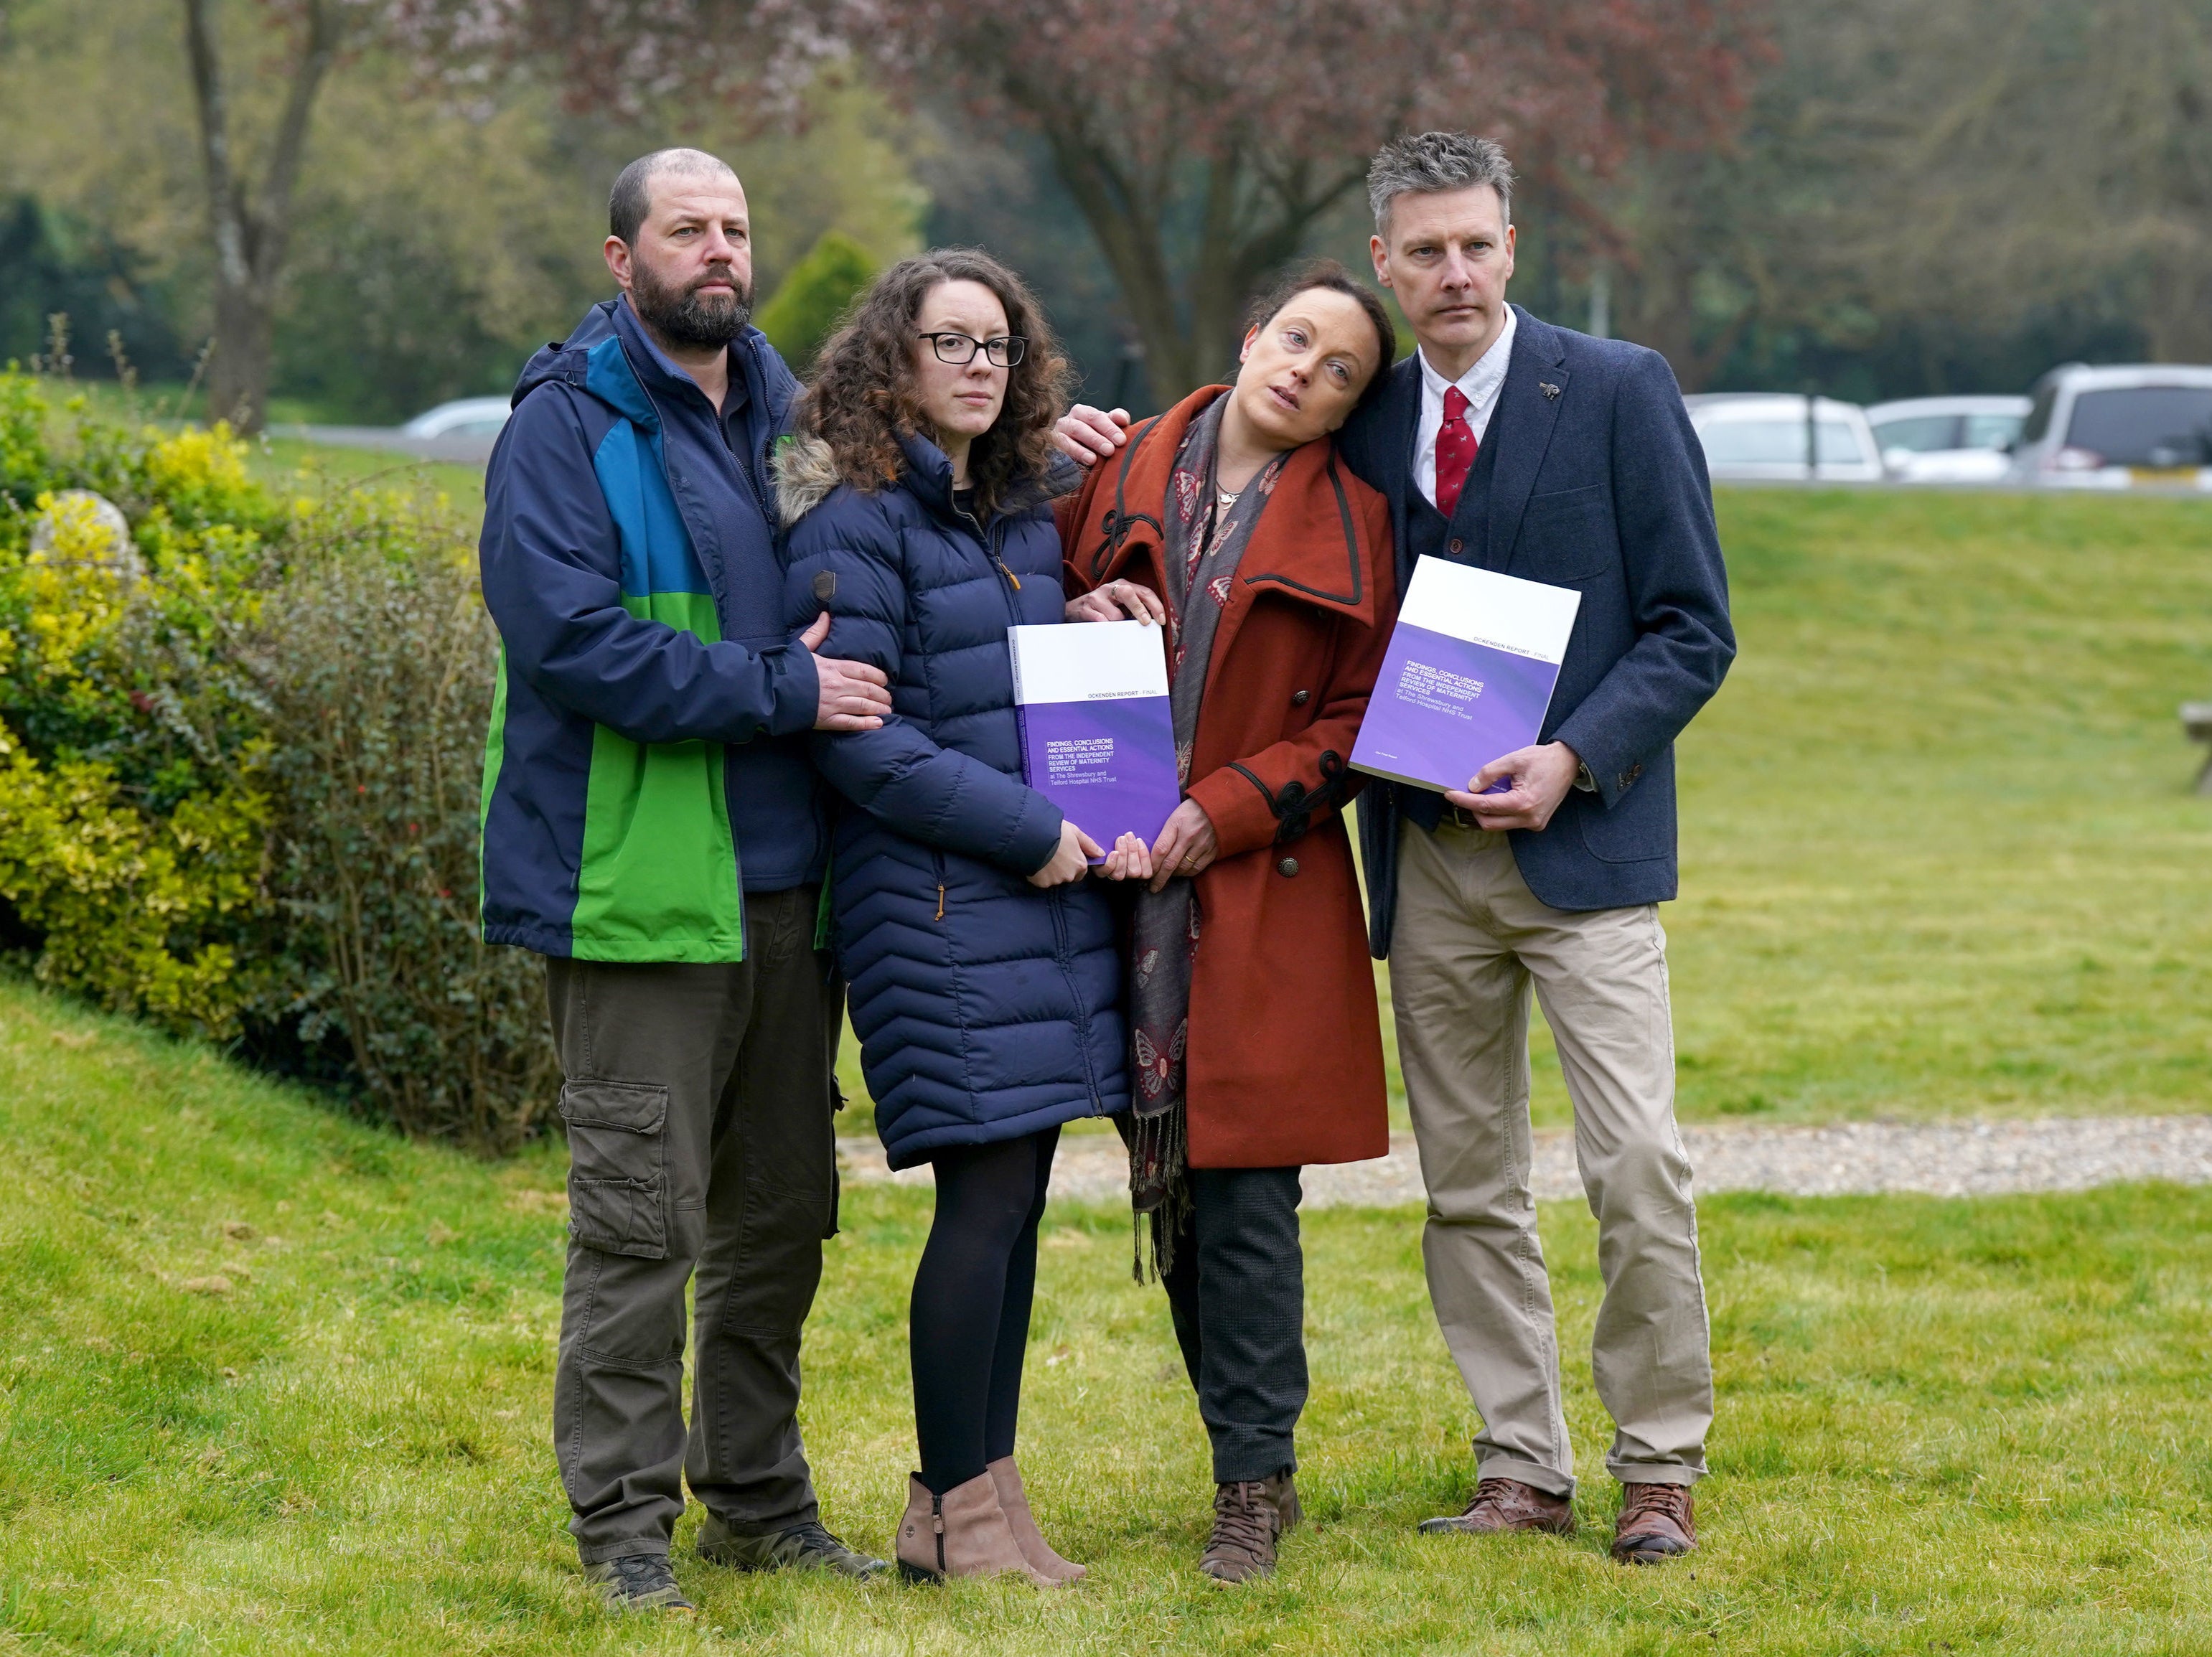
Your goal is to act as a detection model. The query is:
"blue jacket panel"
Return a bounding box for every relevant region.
[478,298,823,958]
[1339,307,1735,947]
[779,433,1130,1168]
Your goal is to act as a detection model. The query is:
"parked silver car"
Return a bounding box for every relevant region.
[2009,365,2212,490]
[1683,394,1884,482]
[400,396,512,441]
[1865,395,2030,484]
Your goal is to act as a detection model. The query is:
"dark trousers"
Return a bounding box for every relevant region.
[544,885,842,1564]
[1158,1165,1308,1483]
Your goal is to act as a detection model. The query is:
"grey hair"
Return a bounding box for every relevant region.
[1366,132,1515,236]
[609,148,739,245]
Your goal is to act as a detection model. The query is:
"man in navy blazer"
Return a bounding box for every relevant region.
[1339,133,1731,1563]
[1057,131,1733,1564]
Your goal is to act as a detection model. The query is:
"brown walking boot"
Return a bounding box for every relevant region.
[988,1456,1085,1583]
[1611,1482,1696,1563]
[1418,1477,1576,1537]
[894,1471,1057,1587]
[1197,1470,1301,1585]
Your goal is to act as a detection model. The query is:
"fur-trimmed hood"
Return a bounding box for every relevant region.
[771,431,848,528]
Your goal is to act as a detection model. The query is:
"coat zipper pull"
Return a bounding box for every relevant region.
[995,556,1022,590]
[934,883,946,921]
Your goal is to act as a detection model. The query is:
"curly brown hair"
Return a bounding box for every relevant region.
[793,248,1073,518]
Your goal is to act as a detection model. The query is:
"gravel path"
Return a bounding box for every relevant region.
[838,1115,2212,1208]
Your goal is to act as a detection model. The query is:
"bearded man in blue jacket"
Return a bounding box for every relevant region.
[477,149,894,1612]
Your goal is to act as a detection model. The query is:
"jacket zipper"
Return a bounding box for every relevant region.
[962,504,1100,1109]
[957,504,1023,595]
[1046,887,1105,1112]
[634,342,777,625]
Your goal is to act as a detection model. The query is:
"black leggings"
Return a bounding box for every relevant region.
[910,1126,1059,1495]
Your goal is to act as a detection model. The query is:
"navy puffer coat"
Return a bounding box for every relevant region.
[778,432,1130,1169]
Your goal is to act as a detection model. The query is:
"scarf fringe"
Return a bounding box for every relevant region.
[1126,1107,1191,1284]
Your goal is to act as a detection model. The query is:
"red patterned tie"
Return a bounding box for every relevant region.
[1435,385,1478,520]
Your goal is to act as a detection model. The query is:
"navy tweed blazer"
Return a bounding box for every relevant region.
[1338,306,1735,953]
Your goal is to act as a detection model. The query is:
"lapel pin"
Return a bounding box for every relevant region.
[1540,381,1562,400]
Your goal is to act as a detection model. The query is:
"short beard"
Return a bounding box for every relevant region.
[629,258,753,349]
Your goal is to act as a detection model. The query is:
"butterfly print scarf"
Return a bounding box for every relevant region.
[1120,393,1287,1277]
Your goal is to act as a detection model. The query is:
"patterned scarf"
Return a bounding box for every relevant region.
[1120,395,1288,1279]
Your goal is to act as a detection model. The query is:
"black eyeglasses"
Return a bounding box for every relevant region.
[917,332,1027,367]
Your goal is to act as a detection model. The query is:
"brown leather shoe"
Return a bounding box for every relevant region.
[1611,1482,1696,1563]
[1418,1477,1575,1536]
[1197,1470,1301,1584]
[894,1472,1057,1587]
[988,1456,1084,1583]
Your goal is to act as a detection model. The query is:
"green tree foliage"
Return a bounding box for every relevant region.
[0,197,189,381]
[1515,0,2212,395]
[756,230,876,371]
[0,0,924,421]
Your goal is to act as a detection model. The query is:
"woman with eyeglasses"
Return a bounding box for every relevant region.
[777,250,1148,1586]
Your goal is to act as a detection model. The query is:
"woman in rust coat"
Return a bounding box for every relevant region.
[1057,260,1396,1585]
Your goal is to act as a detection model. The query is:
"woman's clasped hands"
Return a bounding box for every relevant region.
[1095,799,1217,892]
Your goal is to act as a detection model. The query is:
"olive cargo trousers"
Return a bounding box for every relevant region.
[543,885,843,1564]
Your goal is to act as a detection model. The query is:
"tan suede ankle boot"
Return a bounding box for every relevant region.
[988,1456,1085,1583]
[894,1472,1056,1587]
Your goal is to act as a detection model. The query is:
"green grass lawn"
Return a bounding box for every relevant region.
[6,977,2212,1656]
[1656,487,2212,1129]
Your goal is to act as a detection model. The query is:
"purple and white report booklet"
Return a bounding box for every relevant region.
[1350,556,1583,795]
[1008,619,1181,861]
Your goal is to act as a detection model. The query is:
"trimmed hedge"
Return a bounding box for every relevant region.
[0,374,555,1149]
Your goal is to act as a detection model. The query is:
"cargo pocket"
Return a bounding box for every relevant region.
[560,1079,670,1259]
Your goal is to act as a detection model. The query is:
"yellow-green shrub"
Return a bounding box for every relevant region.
[0,372,552,1147]
[0,736,266,1033]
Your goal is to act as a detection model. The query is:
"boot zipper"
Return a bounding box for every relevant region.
[932,1494,946,1574]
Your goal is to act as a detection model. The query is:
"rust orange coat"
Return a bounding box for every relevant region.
[1058,388,1395,1169]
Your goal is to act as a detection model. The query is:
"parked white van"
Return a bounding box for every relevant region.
[2009,365,2212,490]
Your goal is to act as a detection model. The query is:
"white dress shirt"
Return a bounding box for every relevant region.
[1412,305,1518,510]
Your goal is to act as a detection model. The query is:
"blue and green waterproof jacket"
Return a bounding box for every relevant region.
[477,296,822,961]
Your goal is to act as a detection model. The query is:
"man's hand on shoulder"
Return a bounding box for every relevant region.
[800,611,891,731]
[1053,405,1130,468]
[1445,741,1582,832]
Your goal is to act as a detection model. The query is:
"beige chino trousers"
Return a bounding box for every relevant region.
[1389,819,1712,1496]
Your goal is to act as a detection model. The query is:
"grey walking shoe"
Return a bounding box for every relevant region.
[583,1552,696,1613]
[697,1515,889,1579]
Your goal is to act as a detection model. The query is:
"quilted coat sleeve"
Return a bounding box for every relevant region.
[479,388,820,745]
[787,494,1066,877]
[1184,492,1397,860]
